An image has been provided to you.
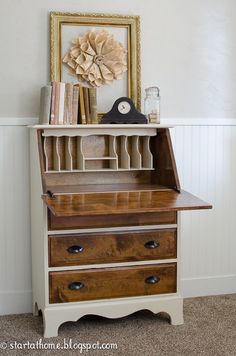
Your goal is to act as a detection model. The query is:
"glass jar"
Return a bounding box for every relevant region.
[144,86,160,124]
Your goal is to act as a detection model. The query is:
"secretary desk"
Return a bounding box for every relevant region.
[30,124,211,337]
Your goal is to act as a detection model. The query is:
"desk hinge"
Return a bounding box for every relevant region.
[46,190,56,199]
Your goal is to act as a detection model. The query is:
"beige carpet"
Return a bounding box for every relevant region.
[0,294,236,355]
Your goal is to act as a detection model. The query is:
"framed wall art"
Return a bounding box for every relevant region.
[50,12,141,115]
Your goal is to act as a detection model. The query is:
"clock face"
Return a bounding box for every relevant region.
[118,101,131,114]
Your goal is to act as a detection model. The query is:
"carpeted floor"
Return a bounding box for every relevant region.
[0,294,236,355]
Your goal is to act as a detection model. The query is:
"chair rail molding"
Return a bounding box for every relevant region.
[0,117,236,126]
[0,118,39,126]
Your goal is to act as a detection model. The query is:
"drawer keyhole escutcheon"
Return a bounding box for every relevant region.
[144,240,160,249]
[67,245,84,254]
[68,282,85,290]
[145,275,160,284]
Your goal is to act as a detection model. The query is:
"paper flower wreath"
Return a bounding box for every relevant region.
[63,30,128,87]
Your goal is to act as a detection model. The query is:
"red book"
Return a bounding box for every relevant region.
[79,86,86,125]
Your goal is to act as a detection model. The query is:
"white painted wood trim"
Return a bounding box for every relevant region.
[177,212,181,295]
[48,224,178,235]
[42,296,183,337]
[30,129,47,313]
[41,127,158,137]
[47,293,181,308]
[48,259,178,272]
[32,124,172,129]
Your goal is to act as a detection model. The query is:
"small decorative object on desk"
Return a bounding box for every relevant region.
[144,86,160,124]
[100,97,147,124]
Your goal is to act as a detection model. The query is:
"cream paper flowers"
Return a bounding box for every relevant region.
[63,30,127,87]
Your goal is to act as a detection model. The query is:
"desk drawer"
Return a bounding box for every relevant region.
[49,229,177,267]
[48,211,177,230]
[49,263,177,303]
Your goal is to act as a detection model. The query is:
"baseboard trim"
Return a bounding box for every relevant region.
[182,275,236,298]
[0,291,32,315]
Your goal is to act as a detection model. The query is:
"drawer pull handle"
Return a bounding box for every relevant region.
[144,240,160,249]
[67,245,84,254]
[145,275,160,284]
[68,282,84,290]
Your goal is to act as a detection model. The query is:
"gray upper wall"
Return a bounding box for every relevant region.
[0,0,235,118]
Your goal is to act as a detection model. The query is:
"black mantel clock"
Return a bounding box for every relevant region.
[100,97,147,124]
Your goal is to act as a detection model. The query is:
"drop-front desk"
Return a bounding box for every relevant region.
[30,125,211,337]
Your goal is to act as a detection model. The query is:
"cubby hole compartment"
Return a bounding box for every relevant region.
[139,136,153,169]
[42,133,153,173]
[43,136,67,171]
[82,135,118,170]
[84,158,118,171]
[65,136,85,171]
[116,136,130,169]
[127,136,142,169]
[43,136,53,171]
[82,135,117,160]
[43,136,77,172]
[57,137,67,170]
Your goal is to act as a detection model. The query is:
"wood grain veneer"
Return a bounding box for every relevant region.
[43,190,212,217]
[49,263,177,303]
[46,184,171,194]
[48,211,177,230]
[151,129,181,191]
[48,229,177,267]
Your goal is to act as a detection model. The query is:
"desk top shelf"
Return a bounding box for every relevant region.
[31,124,173,129]
[31,125,182,196]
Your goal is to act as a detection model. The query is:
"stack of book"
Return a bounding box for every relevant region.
[39,82,98,125]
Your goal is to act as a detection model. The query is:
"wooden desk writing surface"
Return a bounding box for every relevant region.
[42,190,212,217]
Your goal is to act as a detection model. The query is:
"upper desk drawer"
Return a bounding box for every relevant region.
[48,229,177,267]
[48,210,177,230]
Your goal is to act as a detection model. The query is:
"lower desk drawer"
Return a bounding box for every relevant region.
[49,263,177,303]
[48,211,177,230]
[48,229,177,267]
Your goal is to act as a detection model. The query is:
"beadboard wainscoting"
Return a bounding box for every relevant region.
[0,118,236,314]
[170,123,236,297]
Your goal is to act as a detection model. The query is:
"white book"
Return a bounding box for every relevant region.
[58,82,65,125]
[39,85,52,124]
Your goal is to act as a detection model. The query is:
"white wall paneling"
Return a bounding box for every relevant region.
[170,125,236,297]
[0,123,33,314]
[0,119,236,314]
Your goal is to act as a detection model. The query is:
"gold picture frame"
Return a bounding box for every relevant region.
[50,12,141,115]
